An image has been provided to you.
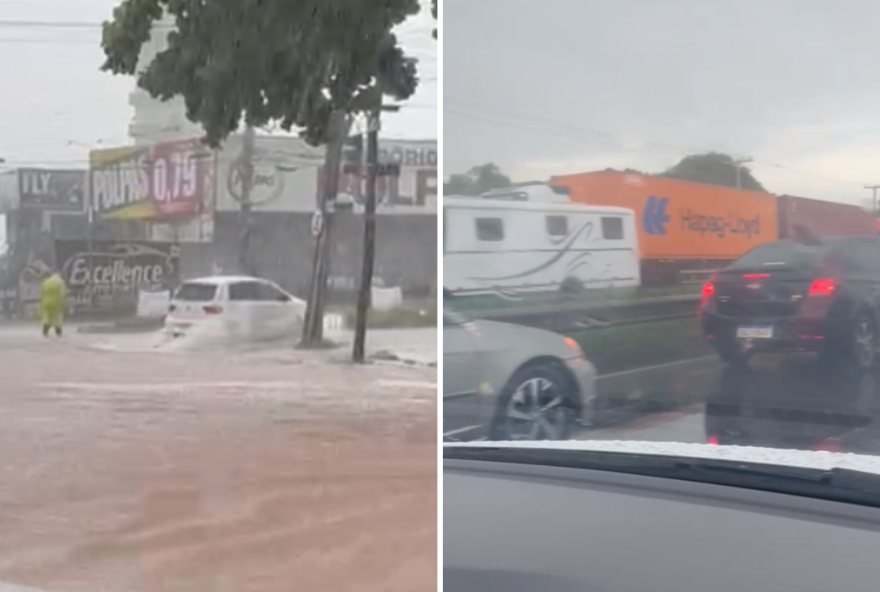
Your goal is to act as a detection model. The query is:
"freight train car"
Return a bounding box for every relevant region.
[776,194,875,239]
[551,171,778,285]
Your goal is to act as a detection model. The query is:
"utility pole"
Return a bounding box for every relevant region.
[866,185,880,220]
[301,109,349,347]
[238,125,256,275]
[733,156,753,189]
[353,96,400,363]
[86,168,96,315]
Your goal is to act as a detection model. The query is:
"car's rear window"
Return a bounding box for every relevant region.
[729,240,830,270]
[174,282,218,302]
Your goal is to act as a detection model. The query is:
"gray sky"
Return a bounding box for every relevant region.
[0,0,436,171]
[444,0,880,205]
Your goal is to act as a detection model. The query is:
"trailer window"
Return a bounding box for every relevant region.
[475,217,504,241]
[545,215,568,237]
[601,217,624,240]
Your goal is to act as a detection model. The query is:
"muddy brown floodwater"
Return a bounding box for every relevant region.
[0,336,437,592]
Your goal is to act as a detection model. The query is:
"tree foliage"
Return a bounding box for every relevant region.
[660,152,766,192]
[101,0,423,147]
[443,163,512,196]
[602,167,647,175]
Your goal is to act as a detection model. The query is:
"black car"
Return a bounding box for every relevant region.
[700,236,880,368]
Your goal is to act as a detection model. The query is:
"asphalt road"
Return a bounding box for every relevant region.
[445,350,880,454]
[0,324,437,592]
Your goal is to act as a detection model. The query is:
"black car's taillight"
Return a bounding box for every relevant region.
[699,281,715,312]
[807,278,837,296]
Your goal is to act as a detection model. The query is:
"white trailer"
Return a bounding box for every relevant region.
[443,197,641,296]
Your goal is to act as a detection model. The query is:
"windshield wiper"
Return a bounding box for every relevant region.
[444,446,880,507]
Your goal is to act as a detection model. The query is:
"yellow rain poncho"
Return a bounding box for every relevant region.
[40,273,66,336]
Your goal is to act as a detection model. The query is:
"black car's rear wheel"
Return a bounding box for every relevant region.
[850,313,876,369]
[820,313,877,370]
[489,363,579,441]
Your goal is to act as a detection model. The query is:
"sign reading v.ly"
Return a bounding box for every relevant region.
[18,169,86,213]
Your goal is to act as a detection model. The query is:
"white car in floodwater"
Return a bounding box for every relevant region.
[164,275,306,342]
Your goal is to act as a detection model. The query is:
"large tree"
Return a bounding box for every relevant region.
[100,0,423,147]
[444,163,512,196]
[660,152,766,192]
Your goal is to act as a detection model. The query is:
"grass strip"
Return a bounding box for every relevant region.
[449,284,699,313]
[568,317,712,375]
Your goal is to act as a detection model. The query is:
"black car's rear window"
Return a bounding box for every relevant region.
[175,282,218,301]
[729,240,831,270]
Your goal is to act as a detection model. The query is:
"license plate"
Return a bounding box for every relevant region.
[737,326,773,339]
[167,322,192,335]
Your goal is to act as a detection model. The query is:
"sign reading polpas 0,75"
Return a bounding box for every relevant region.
[88,139,211,220]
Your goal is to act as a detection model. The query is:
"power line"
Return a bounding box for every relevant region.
[445,102,684,157]
[0,37,97,44]
[0,19,112,29]
[445,96,869,189]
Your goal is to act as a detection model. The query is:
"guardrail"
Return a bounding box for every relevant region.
[453,294,701,334]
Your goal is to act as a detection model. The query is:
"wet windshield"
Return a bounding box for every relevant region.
[443,0,880,492]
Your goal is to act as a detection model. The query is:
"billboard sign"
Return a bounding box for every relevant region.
[54,240,179,315]
[319,140,437,212]
[18,169,86,212]
[89,139,210,220]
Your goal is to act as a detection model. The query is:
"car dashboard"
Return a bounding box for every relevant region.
[445,457,880,591]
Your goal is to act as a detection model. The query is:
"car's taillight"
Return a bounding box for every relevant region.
[700,281,715,310]
[706,434,719,445]
[807,278,837,296]
[463,322,480,338]
[203,304,223,314]
[563,337,584,359]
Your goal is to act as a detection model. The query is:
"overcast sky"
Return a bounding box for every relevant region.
[444,0,880,205]
[0,0,436,171]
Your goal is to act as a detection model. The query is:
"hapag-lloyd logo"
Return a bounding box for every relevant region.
[679,207,761,239]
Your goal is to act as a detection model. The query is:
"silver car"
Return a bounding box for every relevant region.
[443,310,597,441]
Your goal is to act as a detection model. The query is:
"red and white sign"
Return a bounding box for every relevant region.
[149,139,206,217]
[319,167,438,210]
[89,139,209,220]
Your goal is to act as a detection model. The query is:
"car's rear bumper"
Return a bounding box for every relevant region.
[702,313,853,353]
[163,318,200,336]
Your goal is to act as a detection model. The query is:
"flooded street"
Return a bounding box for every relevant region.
[0,328,437,592]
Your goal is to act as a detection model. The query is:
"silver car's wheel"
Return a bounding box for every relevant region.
[491,364,577,441]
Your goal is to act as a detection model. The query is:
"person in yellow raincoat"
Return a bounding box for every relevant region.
[40,270,66,337]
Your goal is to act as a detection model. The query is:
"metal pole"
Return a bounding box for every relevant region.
[866,185,880,220]
[301,109,349,347]
[86,169,95,315]
[733,157,753,189]
[238,125,256,275]
[353,106,381,363]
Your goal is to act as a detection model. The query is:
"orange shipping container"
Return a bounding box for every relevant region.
[551,171,778,260]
